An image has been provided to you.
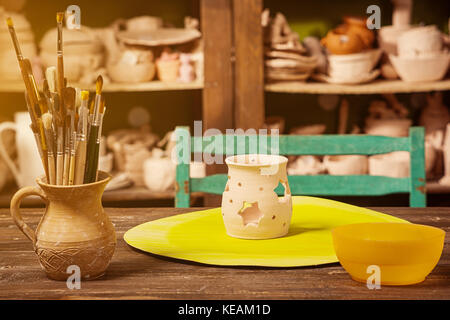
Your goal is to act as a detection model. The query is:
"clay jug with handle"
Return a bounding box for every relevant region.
[10,171,116,280]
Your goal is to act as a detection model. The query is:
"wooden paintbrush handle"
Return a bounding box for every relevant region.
[84,126,99,184]
[74,139,87,185]
[63,152,70,185]
[56,154,64,185]
[68,154,75,186]
[48,154,56,185]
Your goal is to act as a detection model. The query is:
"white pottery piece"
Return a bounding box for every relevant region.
[369,151,410,178]
[222,154,292,240]
[0,112,45,187]
[389,53,450,82]
[117,28,201,47]
[190,161,206,178]
[143,156,176,192]
[326,49,382,82]
[287,155,325,175]
[99,153,114,173]
[365,118,412,137]
[397,26,443,58]
[324,155,368,175]
[378,25,412,56]
[123,16,163,32]
[178,53,196,83]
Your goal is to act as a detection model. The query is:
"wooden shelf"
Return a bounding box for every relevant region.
[0,80,203,93]
[265,79,450,95]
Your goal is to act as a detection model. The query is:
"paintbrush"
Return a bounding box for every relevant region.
[56,12,65,103]
[42,113,56,185]
[84,95,105,183]
[5,17,37,107]
[74,90,89,185]
[62,87,76,185]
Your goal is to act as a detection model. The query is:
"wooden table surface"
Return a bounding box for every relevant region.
[0,207,449,300]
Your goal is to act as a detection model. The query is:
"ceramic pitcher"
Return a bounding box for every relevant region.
[10,171,116,280]
[221,154,292,239]
[0,112,45,187]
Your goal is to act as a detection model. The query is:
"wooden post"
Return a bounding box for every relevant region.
[233,0,265,130]
[201,0,234,131]
[201,0,234,205]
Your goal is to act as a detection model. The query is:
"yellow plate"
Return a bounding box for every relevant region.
[124,196,408,267]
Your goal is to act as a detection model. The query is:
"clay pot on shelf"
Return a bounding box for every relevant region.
[40,27,103,82]
[143,153,176,192]
[378,25,412,56]
[341,16,375,49]
[439,124,450,186]
[365,118,412,137]
[102,29,155,83]
[155,49,181,82]
[389,53,450,82]
[369,151,410,178]
[10,171,116,281]
[0,10,37,81]
[222,154,292,240]
[397,26,443,58]
[324,155,368,175]
[116,16,163,33]
[263,116,286,134]
[321,29,364,55]
[327,49,382,82]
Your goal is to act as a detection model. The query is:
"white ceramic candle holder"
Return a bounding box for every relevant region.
[221,154,292,239]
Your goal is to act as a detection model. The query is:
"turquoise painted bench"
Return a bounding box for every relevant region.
[174,126,426,208]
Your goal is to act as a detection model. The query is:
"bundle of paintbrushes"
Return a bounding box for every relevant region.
[6,13,107,185]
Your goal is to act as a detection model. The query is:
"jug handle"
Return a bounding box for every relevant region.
[0,122,21,184]
[10,186,48,247]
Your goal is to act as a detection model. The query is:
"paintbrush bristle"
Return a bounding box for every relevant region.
[56,12,64,23]
[96,75,103,95]
[99,96,106,114]
[81,90,89,101]
[6,17,13,27]
[45,67,57,93]
[89,99,95,114]
[42,113,53,130]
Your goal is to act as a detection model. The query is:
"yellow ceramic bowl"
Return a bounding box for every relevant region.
[332,223,445,285]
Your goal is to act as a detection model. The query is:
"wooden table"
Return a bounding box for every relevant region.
[0,207,449,300]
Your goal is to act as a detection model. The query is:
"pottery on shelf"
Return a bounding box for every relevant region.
[117,28,201,47]
[115,16,163,33]
[222,154,292,240]
[178,53,196,83]
[419,92,450,134]
[143,152,176,192]
[325,49,382,83]
[0,10,37,81]
[365,118,412,137]
[340,16,375,49]
[321,29,365,55]
[40,26,104,82]
[287,155,325,176]
[263,116,286,134]
[397,26,443,58]
[10,171,116,280]
[369,151,410,178]
[156,50,181,82]
[102,29,155,83]
[324,155,368,175]
[389,53,450,82]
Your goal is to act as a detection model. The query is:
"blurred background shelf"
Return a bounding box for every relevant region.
[0,80,204,93]
[265,79,450,95]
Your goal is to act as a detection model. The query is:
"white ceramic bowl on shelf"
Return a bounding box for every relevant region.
[389,53,450,82]
[327,49,382,82]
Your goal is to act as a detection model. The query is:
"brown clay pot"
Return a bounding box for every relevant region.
[321,29,364,55]
[10,171,116,281]
[342,16,375,49]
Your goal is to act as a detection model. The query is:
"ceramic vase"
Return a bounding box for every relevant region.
[10,171,116,281]
[221,154,292,239]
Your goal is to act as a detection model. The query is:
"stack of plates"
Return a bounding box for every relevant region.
[0,10,37,81]
[263,12,317,82]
